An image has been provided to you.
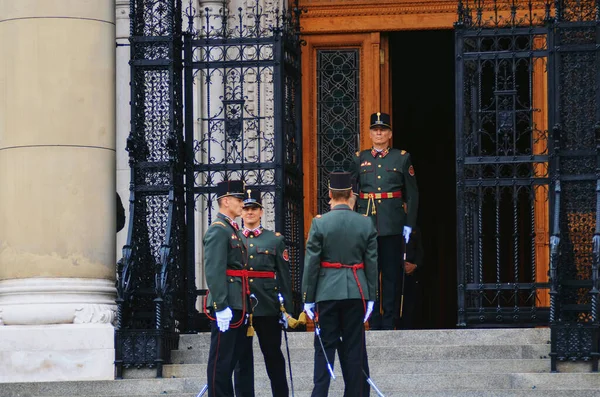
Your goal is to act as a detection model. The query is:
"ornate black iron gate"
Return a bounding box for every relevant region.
[547,1,600,370]
[181,2,304,331]
[116,0,303,378]
[456,0,600,369]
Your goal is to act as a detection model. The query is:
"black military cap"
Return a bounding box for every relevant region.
[369,112,392,129]
[216,180,245,200]
[329,172,352,191]
[243,188,263,208]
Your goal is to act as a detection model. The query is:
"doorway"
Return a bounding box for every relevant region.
[389,30,456,329]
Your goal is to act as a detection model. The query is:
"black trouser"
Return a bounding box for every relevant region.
[312,299,368,397]
[207,310,248,397]
[234,315,289,397]
[339,340,370,397]
[369,234,405,330]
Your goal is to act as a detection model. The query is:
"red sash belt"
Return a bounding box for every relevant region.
[358,191,402,199]
[226,269,276,295]
[320,262,367,312]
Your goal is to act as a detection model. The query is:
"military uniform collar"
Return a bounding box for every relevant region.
[331,204,351,211]
[371,147,390,158]
[217,212,240,231]
[242,226,263,237]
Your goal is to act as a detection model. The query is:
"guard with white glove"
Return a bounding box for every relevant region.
[350,113,419,331]
[301,172,379,396]
[215,307,233,332]
[202,180,248,397]
[233,191,293,397]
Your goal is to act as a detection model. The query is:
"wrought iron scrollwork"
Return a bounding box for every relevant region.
[182,2,304,327]
[456,3,551,327]
[120,0,303,378]
[116,0,184,378]
[456,0,600,370]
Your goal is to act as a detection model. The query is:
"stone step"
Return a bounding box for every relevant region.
[4,373,600,396]
[76,391,600,397]
[178,328,551,350]
[170,344,551,364]
[162,359,551,378]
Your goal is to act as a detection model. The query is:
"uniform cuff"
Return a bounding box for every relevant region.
[211,299,229,312]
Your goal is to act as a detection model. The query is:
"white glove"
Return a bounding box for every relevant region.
[364,301,374,323]
[304,303,315,320]
[279,312,288,329]
[215,307,233,332]
[403,226,412,243]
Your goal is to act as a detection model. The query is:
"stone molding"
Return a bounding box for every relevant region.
[298,0,458,17]
[74,304,116,324]
[0,278,116,326]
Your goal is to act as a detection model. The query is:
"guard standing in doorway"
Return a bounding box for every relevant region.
[234,189,293,397]
[302,172,378,397]
[204,180,248,397]
[351,112,419,330]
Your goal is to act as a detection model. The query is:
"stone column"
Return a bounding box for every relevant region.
[116,0,130,258]
[0,0,116,382]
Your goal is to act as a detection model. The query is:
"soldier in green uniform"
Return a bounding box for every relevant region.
[351,112,419,330]
[302,172,378,397]
[234,189,293,397]
[204,180,248,397]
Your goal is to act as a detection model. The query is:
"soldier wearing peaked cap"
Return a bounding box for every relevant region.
[203,180,249,397]
[351,112,419,330]
[234,189,293,397]
[302,172,378,397]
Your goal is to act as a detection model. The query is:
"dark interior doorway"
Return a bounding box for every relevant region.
[389,30,456,329]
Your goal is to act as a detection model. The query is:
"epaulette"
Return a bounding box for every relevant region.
[400,150,407,155]
[212,221,227,228]
[275,232,282,237]
[315,214,322,218]
[355,151,360,157]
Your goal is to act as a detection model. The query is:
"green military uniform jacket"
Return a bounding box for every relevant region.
[241,228,293,316]
[351,147,419,236]
[302,204,378,303]
[204,213,247,312]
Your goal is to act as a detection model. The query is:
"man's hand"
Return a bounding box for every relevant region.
[215,307,233,332]
[404,261,417,275]
[403,226,412,243]
[304,303,315,320]
[364,301,374,323]
[279,312,289,329]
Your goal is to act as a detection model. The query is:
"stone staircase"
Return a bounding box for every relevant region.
[3,328,600,397]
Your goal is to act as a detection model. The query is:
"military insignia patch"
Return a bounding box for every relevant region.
[282,249,289,261]
[231,233,238,240]
[409,165,415,176]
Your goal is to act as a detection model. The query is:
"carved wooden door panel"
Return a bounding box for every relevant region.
[301,32,388,231]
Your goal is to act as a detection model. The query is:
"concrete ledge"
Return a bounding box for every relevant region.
[0,323,114,383]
